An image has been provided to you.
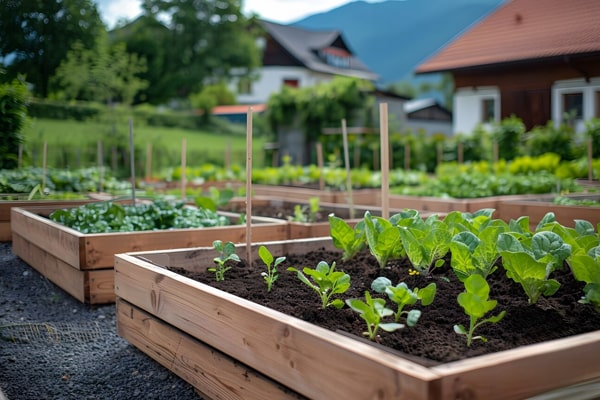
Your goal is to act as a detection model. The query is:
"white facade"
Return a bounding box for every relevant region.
[236,66,333,105]
[552,77,600,133]
[453,87,500,135]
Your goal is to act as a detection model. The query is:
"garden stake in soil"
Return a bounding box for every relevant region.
[246,107,253,264]
[379,103,389,219]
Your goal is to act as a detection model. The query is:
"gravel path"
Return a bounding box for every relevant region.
[0,242,202,400]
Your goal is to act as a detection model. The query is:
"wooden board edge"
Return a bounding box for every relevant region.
[116,298,305,400]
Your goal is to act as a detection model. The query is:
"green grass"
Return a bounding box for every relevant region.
[22,118,267,176]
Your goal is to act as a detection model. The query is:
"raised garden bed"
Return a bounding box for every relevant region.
[498,193,600,229]
[11,204,287,304]
[114,236,600,400]
[251,184,379,205]
[0,199,94,241]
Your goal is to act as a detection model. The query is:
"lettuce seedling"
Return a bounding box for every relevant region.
[371,277,436,323]
[329,213,366,261]
[497,231,571,304]
[287,261,350,309]
[454,274,506,347]
[363,211,404,269]
[398,217,451,275]
[449,224,506,281]
[346,291,405,341]
[290,197,320,222]
[258,245,285,292]
[209,240,240,281]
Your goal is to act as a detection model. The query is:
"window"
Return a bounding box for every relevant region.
[562,92,583,119]
[283,79,299,88]
[482,98,495,122]
[237,77,252,95]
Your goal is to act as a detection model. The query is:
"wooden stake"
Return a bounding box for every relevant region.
[129,118,136,205]
[437,142,442,167]
[404,141,410,171]
[145,143,152,181]
[341,119,355,219]
[379,104,389,219]
[458,141,464,164]
[18,144,22,168]
[42,141,47,194]
[181,138,187,201]
[588,138,593,181]
[316,142,325,191]
[493,141,499,164]
[245,108,253,265]
[97,140,104,193]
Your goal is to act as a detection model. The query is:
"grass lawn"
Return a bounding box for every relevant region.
[22,118,267,175]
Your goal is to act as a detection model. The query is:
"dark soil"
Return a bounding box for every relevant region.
[171,247,600,366]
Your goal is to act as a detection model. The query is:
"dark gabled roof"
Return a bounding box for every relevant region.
[260,20,379,81]
[416,0,600,74]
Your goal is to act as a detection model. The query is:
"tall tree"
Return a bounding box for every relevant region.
[139,0,261,101]
[0,0,105,97]
[51,31,148,105]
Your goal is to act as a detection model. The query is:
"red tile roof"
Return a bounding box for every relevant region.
[416,0,600,74]
[212,104,266,115]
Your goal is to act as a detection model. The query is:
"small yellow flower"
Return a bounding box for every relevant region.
[408,268,420,276]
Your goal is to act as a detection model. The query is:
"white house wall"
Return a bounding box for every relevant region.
[453,87,500,135]
[552,77,600,133]
[236,66,333,104]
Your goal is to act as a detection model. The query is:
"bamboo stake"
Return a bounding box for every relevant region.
[380,104,389,219]
[129,118,136,205]
[245,108,253,265]
[181,138,187,201]
[18,144,22,168]
[341,119,355,219]
[458,141,464,164]
[42,142,47,194]
[493,141,499,164]
[226,138,231,170]
[316,142,325,191]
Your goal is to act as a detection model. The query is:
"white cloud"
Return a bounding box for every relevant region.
[95,0,375,28]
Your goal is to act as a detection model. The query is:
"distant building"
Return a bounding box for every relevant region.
[404,98,452,137]
[234,20,378,105]
[415,0,600,135]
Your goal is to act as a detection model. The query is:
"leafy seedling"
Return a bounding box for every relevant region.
[371,277,436,323]
[328,213,366,261]
[209,240,240,281]
[363,211,404,269]
[454,274,506,347]
[287,261,350,308]
[258,245,285,292]
[398,216,450,275]
[346,291,406,341]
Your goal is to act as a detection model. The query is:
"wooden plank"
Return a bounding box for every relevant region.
[86,268,116,304]
[11,207,84,269]
[431,331,600,399]
[127,237,338,271]
[116,299,305,400]
[114,251,438,400]
[0,222,10,242]
[497,200,600,228]
[12,232,86,303]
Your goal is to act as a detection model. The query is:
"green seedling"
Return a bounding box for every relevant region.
[398,216,450,275]
[194,187,235,212]
[363,211,404,269]
[258,245,285,292]
[287,261,350,308]
[497,231,571,304]
[346,291,406,341]
[454,274,506,347]
[328,213,366,261]
[371,277,436,323]
[290,197,320,222]
[209,240,240,281]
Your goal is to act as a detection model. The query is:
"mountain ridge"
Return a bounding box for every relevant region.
[291,0,506,85]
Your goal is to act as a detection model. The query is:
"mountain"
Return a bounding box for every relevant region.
[292,0,506,86]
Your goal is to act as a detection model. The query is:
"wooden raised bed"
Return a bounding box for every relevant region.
[497,193,600,229]
[251,184,379,205]
[11,205,287,304]
[114,238,600,400]
[0,199,94,241]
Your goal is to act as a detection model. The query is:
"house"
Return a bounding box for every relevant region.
[404,98,453,137]
[415,0,600,135]
[235,20,379,105]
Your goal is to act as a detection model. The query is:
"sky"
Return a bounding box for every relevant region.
[95,0,381,28]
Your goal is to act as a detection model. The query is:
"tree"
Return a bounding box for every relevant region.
[139,0,261,101]
[189,82,236,123]
[51,31,148,105]
[0,77,29,169]
[0,0,105,97]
